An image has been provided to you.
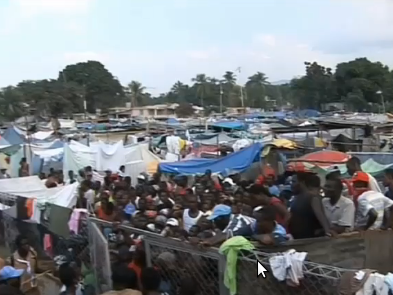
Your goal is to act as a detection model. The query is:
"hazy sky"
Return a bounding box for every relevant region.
[0,0,392,95]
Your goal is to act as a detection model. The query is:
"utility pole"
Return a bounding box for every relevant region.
[219,83,223,113]
[376,90,386,113]
[236,67,246,114]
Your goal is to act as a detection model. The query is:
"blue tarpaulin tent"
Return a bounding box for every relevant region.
[211,121,245,130]
[166,118,180,125]
[159,143,263,175]
[2,126,24,145]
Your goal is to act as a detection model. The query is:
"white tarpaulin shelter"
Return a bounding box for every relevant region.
[63,140,161,179]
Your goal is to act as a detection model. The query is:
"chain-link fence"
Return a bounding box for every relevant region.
[87,219,112,294]
[0,192,89,264]
[88,217,347,295]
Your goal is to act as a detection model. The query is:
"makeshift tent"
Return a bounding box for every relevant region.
[308,159,393,178]
[2,126,24,145]
[287,150,350,171]
[211,121,245,130]
[159,143,263,175]
[0,136,9,146]
[193,133,237,145]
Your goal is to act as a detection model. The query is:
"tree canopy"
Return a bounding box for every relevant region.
[1,57,392,121]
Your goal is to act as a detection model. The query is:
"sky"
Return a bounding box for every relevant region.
[0,0,393,95]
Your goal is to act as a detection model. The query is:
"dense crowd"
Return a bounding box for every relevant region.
[2,154,393,295]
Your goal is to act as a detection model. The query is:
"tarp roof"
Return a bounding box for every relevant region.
[159,142,263,175]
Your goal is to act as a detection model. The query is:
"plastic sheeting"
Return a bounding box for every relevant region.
[308,158,393,178]
[0,176,46,195]
[63,141,96,177]
[63,140,161,178]
[95,140,125,171]
[211,121,245,130]
[193,133,237,145]
[2,126,24,145]
[159,143,263,175]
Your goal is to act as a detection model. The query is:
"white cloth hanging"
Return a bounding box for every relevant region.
[269,249,307,286]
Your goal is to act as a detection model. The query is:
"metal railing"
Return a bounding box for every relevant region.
[88,217,346,295]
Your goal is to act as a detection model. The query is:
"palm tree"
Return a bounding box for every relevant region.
[171,81,186,94]
[191,74,210,107]
[246,72,269,87]
[246,72,270,107]
[127,81,146,107]
[223,71,237,85]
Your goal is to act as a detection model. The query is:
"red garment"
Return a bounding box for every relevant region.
[214,182,222,191]
[270,197,286,227]
[341,179,354,197]
[256,175,265,185]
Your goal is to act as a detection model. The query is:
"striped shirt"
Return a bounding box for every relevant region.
[223,214,256,237]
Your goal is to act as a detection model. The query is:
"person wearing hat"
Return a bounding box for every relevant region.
[346,157,381,193]
[353,171,393,230]
[0,266,24,289]
[200,204,255,246]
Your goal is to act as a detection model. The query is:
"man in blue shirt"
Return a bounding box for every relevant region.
[253,206,288,245]
[201,205,255,246]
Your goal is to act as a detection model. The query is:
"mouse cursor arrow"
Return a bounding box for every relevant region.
[257,260,267,278]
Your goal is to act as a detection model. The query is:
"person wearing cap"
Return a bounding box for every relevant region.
[222,178,236,195]
[346,157,382,193]
[0,266,24,289]
[353,171,393,230]
[201,204,255,246]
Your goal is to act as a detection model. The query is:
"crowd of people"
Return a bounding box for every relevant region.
[2,154,393,295]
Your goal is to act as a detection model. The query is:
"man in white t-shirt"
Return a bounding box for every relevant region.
[346,156,382,193]
[352,171,393,230]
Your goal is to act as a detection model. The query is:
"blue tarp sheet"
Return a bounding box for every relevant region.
[2,127,24,145]
[166,118,180,125]
[159,143,263,175]
[240,112,286,119]
[0,136,9,146]
[211,121,245,130]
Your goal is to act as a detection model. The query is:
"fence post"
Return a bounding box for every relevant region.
[218,254,230,295]
[144,238,153,267]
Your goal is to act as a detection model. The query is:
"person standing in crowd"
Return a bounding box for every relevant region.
[182,195,203,232]
[80,180,95,213]
[352,172,393,230]
[141,267,169,295]
[202,204,255,246]
[346,156,381,193]
[383,169,393,200]
[288,173,334,239]
[66,170,76,185]
[322,178,355,233]
[58,263,83,295]
[18,158,29,177]
[6,235,38,286]
[118,165,126,178]
[102,264,141,295]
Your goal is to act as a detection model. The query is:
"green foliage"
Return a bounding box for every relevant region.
[58,60,124,112]
[175,103,194,117]
[0,57,392,123]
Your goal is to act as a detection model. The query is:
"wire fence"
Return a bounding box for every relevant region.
[0,198,347,295]
[88,217,346,295]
